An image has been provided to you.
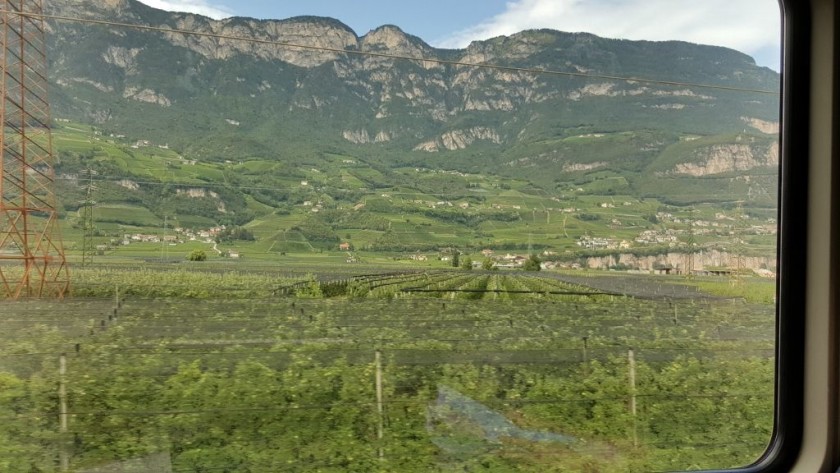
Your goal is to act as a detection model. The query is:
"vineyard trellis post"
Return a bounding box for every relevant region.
[375,349,385,460]
[628,348,638,448]
[59,353,69,471]
[582,336,590,376]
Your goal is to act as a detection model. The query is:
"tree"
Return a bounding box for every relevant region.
[482,258,495,270]
[187,249,207,261]
[451,250,460,268]
[461,256,473,270]
[523,254,541,271]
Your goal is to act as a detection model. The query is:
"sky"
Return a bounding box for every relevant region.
[136,0,782,71]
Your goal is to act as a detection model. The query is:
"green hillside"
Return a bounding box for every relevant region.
[41,0,779,266]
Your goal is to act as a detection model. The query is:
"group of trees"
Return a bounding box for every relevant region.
[523,254,541,271]
[453,251,541,271]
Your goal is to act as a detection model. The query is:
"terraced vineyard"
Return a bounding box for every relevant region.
[0,271,775,472]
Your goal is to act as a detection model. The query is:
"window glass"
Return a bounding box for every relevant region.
[0,1,781,471]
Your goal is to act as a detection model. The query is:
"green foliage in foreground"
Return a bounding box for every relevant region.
[0,269,776,472]
[0,338,773,472]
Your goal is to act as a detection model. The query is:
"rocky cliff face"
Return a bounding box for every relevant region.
[50,0,129,15]
[578,250,776,273]
[165,16,359,66]
[414,127,502,152]
[672,141,778,176]
[45,0,781,190]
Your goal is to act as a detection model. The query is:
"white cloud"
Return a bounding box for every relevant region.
[136,0,234,20]
[434,0,780,68]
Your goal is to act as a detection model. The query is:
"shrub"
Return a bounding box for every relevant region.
[187,249,207,261]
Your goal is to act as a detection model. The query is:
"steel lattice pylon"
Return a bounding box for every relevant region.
[0,0,69,298]
[79,169,96,267]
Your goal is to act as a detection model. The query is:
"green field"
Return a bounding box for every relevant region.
[0,266,775,472]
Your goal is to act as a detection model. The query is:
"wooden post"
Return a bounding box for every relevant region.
[628,349,638,448]
[582,336,590,376]
[375,350,384,460]
[59,354,69,471]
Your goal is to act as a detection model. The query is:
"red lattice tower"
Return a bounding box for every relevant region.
[0,0,69,298]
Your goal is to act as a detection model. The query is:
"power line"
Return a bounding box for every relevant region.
[0,9,780,96]
[53,175,780,204]
[0,391,773,422]
[163,439,773,471]
[0,343,774,358]
[53,174,523,197]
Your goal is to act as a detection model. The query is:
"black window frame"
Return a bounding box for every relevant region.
[704,0,821,471]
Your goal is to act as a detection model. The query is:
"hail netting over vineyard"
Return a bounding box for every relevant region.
[0,0,68,298]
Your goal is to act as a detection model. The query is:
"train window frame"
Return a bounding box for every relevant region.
[712,0,837,472]
[3,0,829,470]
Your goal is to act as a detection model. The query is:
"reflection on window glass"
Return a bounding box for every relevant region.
[0,0,780,471]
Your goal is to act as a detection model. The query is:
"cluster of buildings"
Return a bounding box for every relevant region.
[633,230,680,246]
[577,235,633,250]
[406,199,472,210]
[412,168,472,178]
[120,225,226,246]
[302,200,325,213]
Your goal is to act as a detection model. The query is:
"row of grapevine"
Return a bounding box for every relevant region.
[0,267,778,472]
[0,299,774,472]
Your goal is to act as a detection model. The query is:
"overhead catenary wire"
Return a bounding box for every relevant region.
[0,9,780,96]
[0,297,763,317]
[0,343,775,358]
[0,391,774,422]
[53,174,778,196]
[155,440,775,472]
[162,438,773,471]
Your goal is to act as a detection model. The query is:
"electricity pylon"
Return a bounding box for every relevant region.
[730,201,745,286]
[79,169,97,266]
[0,1,70,298]
[684,214,696,279]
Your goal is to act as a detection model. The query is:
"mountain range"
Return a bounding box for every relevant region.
[41,0,781,256]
